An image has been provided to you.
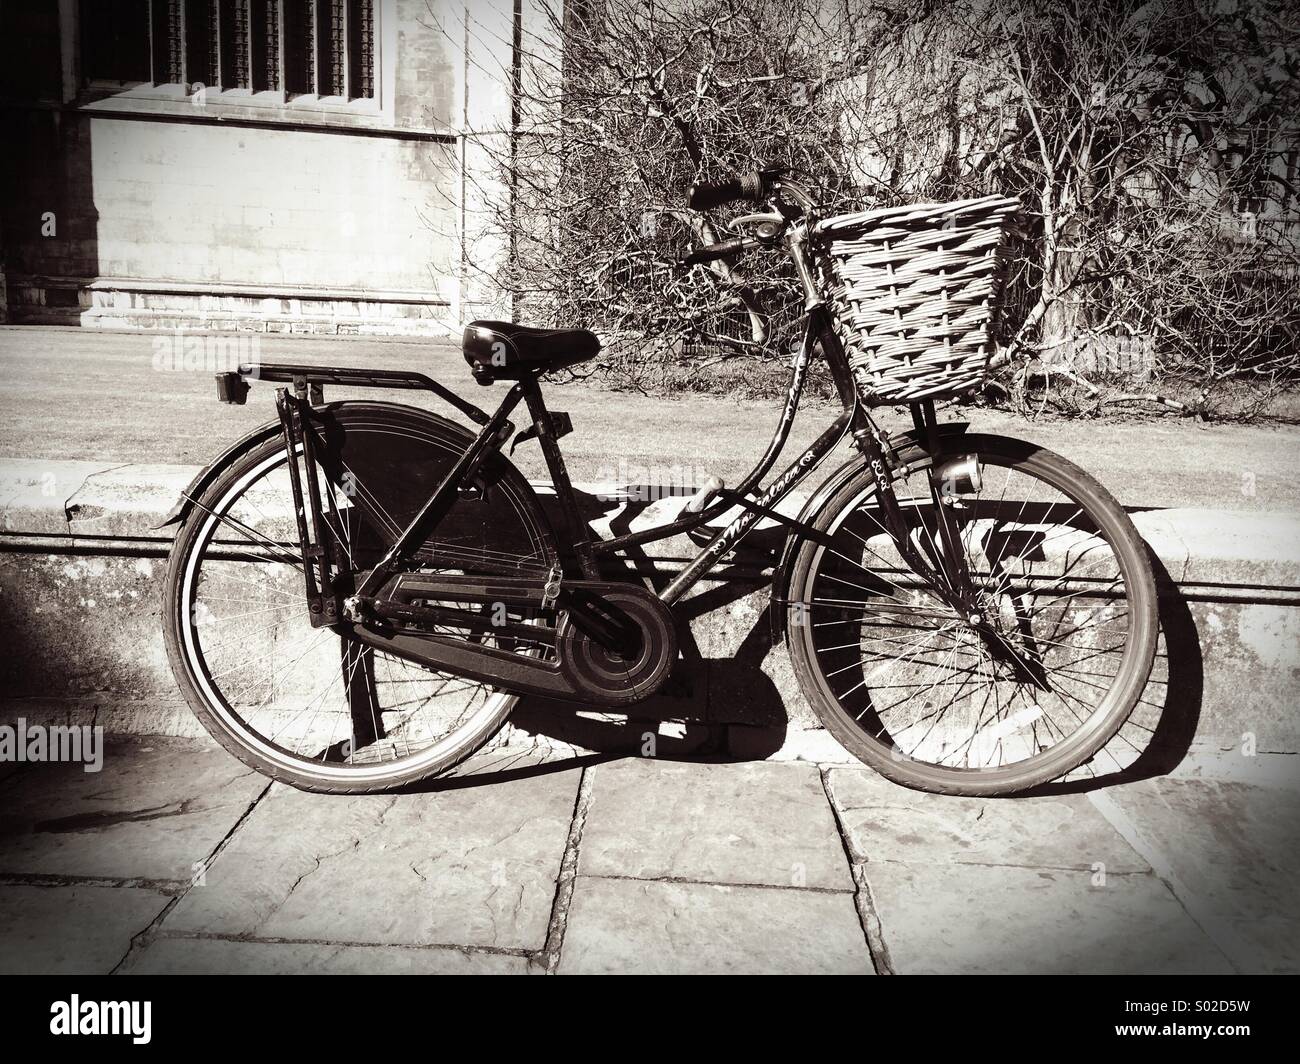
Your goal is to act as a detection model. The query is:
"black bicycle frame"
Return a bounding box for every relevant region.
[243,310,977,640]
[635,309,975,614]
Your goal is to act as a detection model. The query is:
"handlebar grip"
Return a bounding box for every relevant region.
[687,171,765,211]
[687,175,744,211]
[679,236,750,266]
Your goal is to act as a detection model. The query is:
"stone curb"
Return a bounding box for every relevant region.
[1,459,1298,758]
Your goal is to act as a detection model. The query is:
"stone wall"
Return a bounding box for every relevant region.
[1,0,517,334]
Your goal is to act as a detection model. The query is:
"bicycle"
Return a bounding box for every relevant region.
[160,166,1158,796]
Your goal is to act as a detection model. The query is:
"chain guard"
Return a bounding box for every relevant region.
[351,577,677,708]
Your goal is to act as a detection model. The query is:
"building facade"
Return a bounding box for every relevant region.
[1,0,519,334]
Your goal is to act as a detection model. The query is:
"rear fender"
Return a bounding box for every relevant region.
[153,400,502,531]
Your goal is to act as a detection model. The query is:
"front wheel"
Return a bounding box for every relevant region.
[787,434,1158,795]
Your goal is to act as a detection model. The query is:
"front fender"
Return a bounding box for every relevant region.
[768,421,970,643]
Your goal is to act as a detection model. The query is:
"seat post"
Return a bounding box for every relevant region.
[521,375,600,579]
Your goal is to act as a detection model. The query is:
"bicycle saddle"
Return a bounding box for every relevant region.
[463,320,600,383]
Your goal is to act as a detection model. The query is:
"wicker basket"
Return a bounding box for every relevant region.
[817,195,1019,405]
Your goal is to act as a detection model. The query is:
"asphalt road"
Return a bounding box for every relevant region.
[2,325,1297,511]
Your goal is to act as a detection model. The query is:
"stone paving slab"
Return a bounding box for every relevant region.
[2,726,1295,974]
[1099,777,1300,973]
[1165,749,1300,789]
[127,935,529,974]
[0,883,169,974]
[559,876,872,974]
[866,862,1232,974]
[580,759,853,890]
[826,767,1149,873]
[165,764,581,953]
[0,738,266,883]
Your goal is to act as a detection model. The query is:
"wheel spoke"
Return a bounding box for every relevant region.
[171,429,558,785]
[794,442,1151,785]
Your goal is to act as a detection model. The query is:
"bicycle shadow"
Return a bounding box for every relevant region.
[1016,546,1203,797]
[505,483,791,764]
[439,489,1205,796]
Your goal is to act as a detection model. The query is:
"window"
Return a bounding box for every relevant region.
[81,0,152,85]
[1,1,64,101]
[80,0,375,100]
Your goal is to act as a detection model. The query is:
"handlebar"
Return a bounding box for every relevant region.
[685,164,815,212]
[677,164,818,269]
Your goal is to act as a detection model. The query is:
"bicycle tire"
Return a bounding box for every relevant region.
[787,433,1158,795]
[162,401,558,793]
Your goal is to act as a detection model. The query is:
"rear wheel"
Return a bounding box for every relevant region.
[787,434,1158,795]
[163,403,558,793]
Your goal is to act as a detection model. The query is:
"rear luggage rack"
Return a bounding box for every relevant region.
[213,362,492,425]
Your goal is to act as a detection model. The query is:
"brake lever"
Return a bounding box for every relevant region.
[730,212,786,233]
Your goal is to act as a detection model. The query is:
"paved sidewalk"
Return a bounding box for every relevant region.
[0,735,1296,975]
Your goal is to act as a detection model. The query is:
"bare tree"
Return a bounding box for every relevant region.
[456,0,1299,416]
[914,0,1300,415]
